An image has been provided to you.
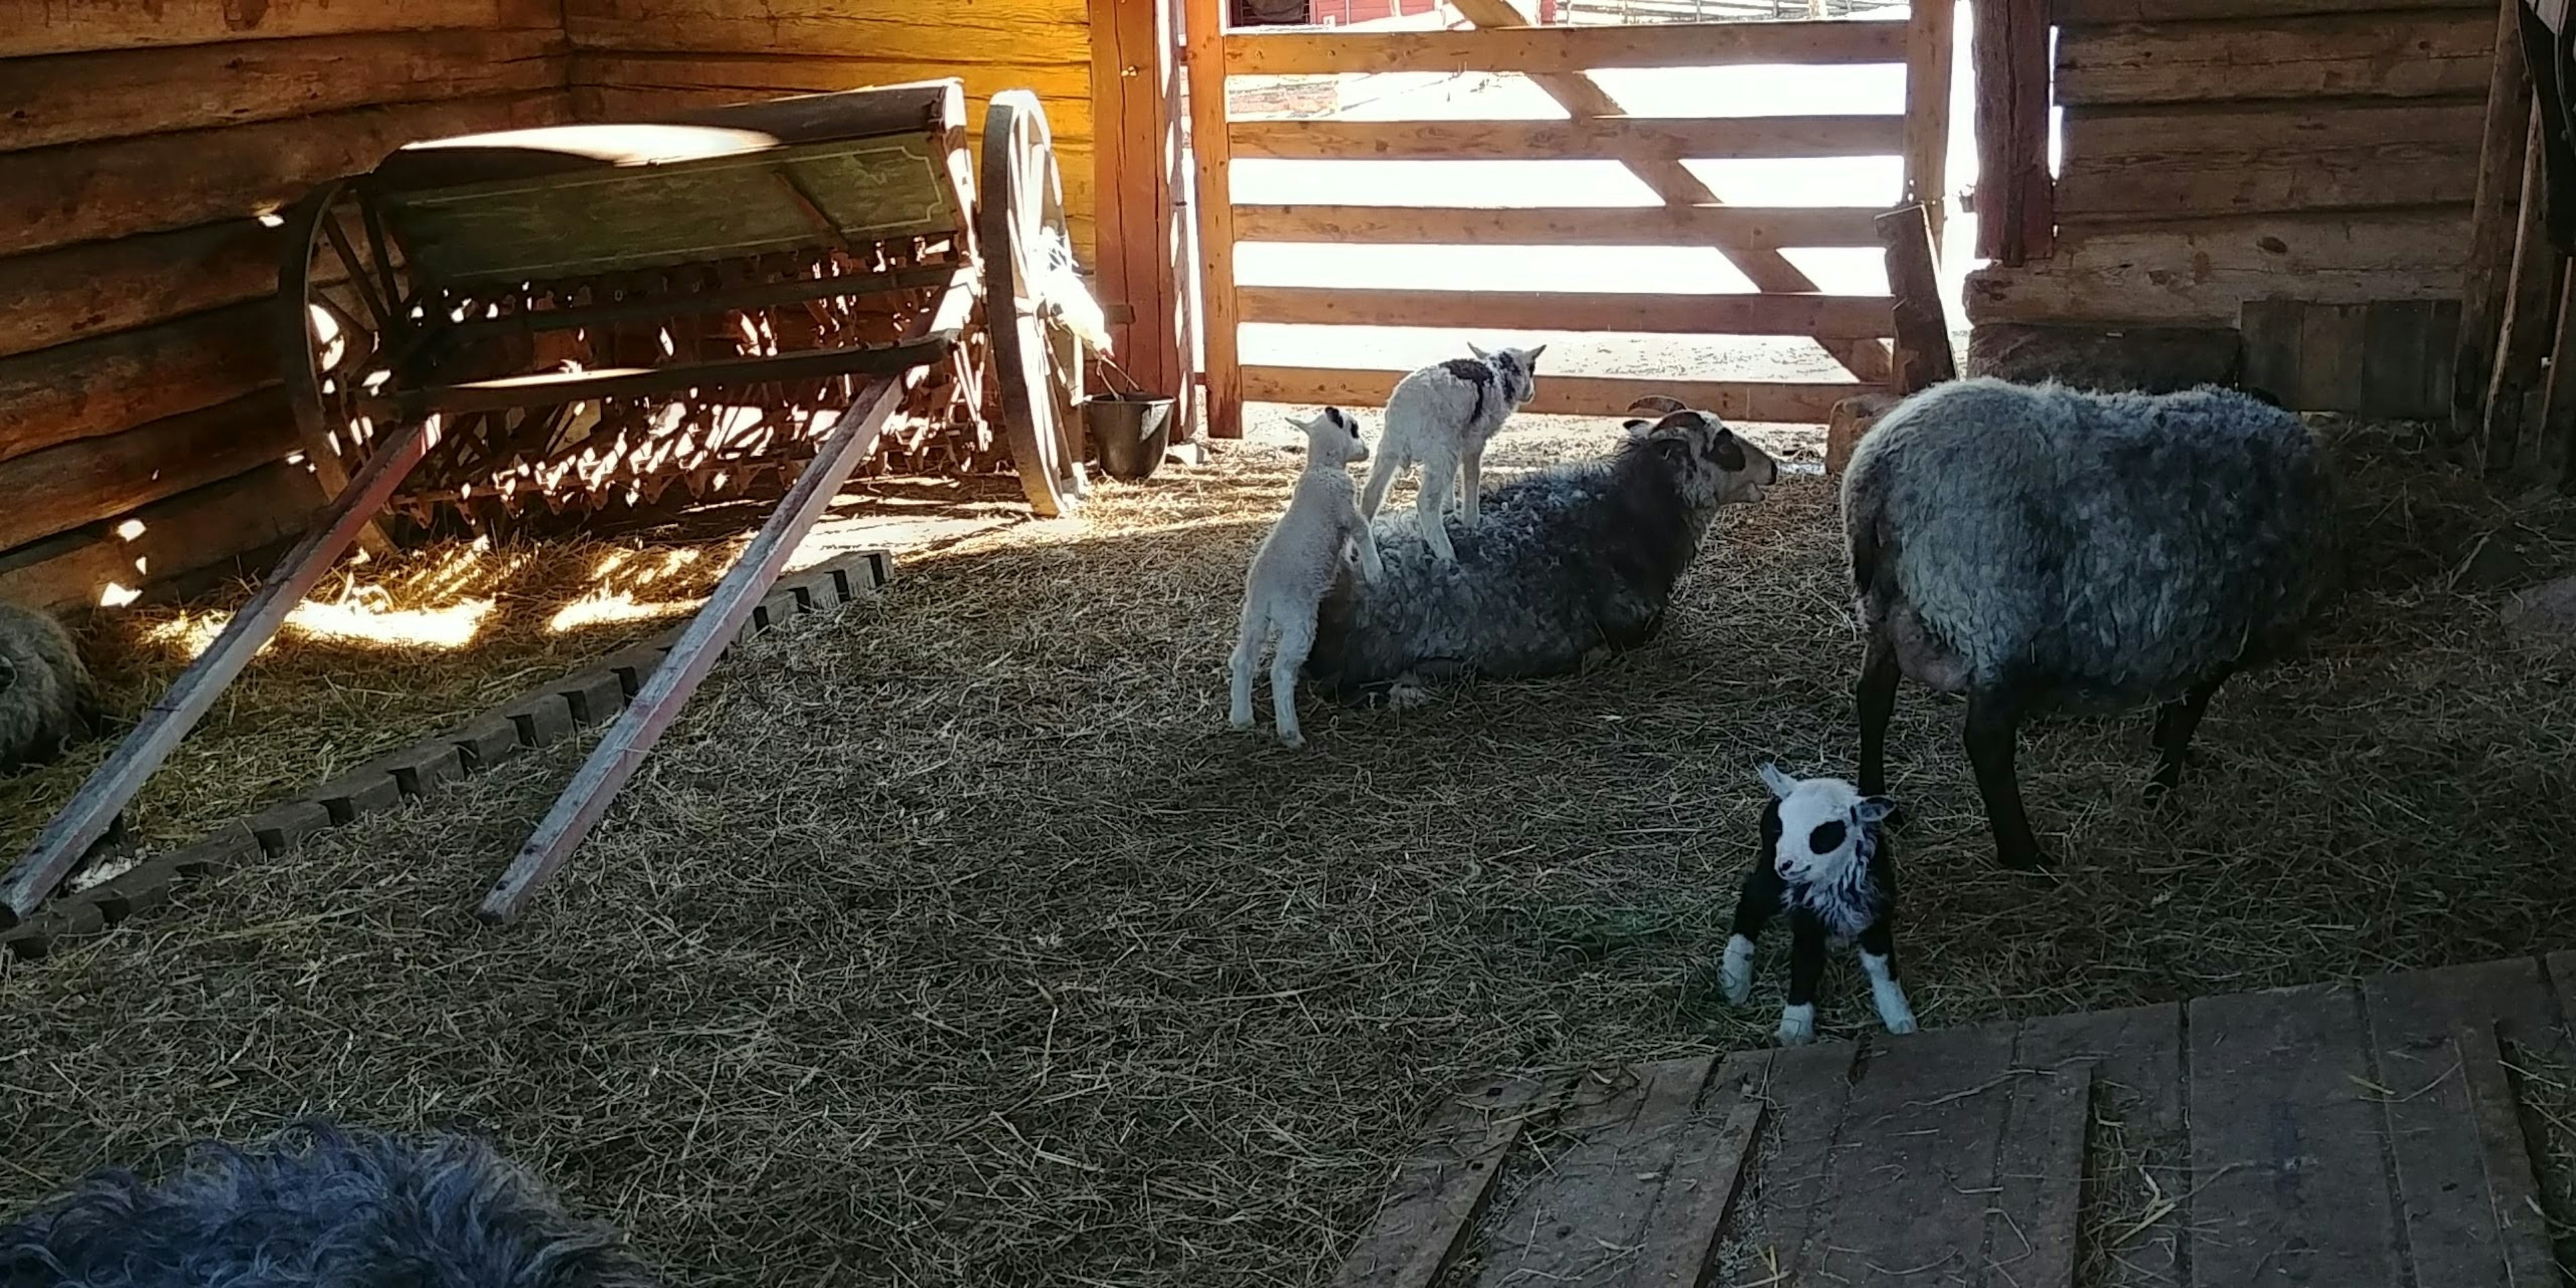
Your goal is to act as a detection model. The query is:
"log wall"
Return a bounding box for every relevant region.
[0,0,574,611]
[1965,0,2496,331]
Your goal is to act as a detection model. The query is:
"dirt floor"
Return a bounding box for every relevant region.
[3,406,2573,1285]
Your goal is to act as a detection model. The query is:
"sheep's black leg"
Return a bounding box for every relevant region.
[2146,665,2235,802]
[1720,849,1783,1006]
[1964,678,2053,871]
[1777,914,1827,1045]
[1857,630,1902,821]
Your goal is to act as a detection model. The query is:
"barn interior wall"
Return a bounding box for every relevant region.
[0,0,576,612]
[1964,0,2494,332]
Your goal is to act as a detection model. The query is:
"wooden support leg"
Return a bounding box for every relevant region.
[2456,0,2537,439]
[2483,107,2563,476]
[0,417,438,928]
[1877,202,1955,396]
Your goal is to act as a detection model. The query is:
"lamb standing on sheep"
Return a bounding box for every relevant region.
[1843,377,2341,871]
[1355,344,1546,563]
[1,600,99,775]
[1721,763,1913,1047]
[1302,398,1776,702]
[1230,407,1383,748]
[0,1120,661,1287]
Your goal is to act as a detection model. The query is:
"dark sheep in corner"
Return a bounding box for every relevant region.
[1301,396,1779,703]
[0,600,99,775]
[0,1122,661,1288]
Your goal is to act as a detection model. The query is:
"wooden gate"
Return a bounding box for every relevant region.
[1179,0,1954,437]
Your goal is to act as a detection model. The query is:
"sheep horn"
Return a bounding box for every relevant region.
[1625,395,1688,416]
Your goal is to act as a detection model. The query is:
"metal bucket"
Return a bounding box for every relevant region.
[1084,392,1175,482]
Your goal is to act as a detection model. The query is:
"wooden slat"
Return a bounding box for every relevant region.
[1232,203,1885,248]
[2053,0,2487,23]
[1236,285,1894,337]
[1243,367,1872,422]
[561,0,1092,62]
[1468,1058,1713,1288]
[2483,107,2563,474]
[0,460,322,612]
[1799,1023,2019,1283]
[1974,0,2054,262]
[1877,203,1955,393]
[566,52,1097,143]
[2011,1003,2187,1288]
[1615,1052,1767,1288]
[2185,984,2402,1286]
[0,390,301,553]
[2055,99,2487,222]
[1328,1073,1572,1288]
[1902,0,1956,248]
[2241,299,2460,416]
[2055,12,2497,107]
[1704,1040,1856,1276]
[0,90,570,260]
[1,29,566,153]
[0,220,280,360]
[403,335,959,415]
[1962,209,2475,327]
[1087,0,1187,417]
[1982,1060,2094,1288]
[2457,0,2538,434]
[1185,0,1245,437]
[1227,113,1904,161]
[1225,18,1907,76]
[0,302,280,466]
[0,0,560,58]
[2365,299,2461,419]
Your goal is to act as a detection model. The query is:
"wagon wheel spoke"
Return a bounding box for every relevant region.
[279,180,413,551]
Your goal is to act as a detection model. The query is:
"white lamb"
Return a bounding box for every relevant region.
[1356,344,1546,562]
[1229,407,1385,748]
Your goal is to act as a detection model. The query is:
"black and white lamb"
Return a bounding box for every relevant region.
[1301,397,1777,702]
[1,600,99,774]
[1721,763,1913,1047]
[1355,344,1546,563]
[1230,407,1383,748]
[0,1121,660,1288]
[1843,376,2341,871]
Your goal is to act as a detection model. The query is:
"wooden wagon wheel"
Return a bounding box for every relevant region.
[981,92,1089,518]
[277,178,416,551]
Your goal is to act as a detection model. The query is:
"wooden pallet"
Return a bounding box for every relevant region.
[1337,955,2576,1287]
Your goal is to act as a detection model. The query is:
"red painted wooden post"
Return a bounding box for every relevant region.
[1972,0,2053,266]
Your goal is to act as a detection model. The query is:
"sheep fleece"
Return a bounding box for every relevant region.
[0,601,93,773]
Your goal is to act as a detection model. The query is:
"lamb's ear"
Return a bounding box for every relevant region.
[1467,343,1490,361]
[1758,762,1799,800]
[1856,796,1898,826]
[1523,343,1547,364]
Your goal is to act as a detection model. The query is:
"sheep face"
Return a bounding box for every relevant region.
[1292,406,1370,469]
[1466,343,1545,410]
[1621,409,1778,508]
[1758,763,1894,887]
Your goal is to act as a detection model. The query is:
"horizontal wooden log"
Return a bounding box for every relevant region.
[0,460,323,611]
[1232,203,1886,247]
[569,52,1095,123]
[2,91,570,260]
[1226,18,1907,76]
[0,0,559,58]
[1236,285,1896,336]
[563,0,1090,64]
[2055,99,2485,221]
[0,390,301,552]
[2,30,566,154]
[1242,365,1875,422]
[0,221,282,360]
[2055,13,2494,106]
[2053,0,2485,22]
[0,303,280,466]
[1964,209,2473,325]
[1228,113,1903,161]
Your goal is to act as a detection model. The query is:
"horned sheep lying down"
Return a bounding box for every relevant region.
[0,1122,660,1288]
[1300,398,1780,702]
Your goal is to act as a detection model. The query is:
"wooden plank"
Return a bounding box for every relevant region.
[1962,209,2475,327]
[2055,13,2497,107]
[2010,1002,2186,1288]
[0,29,566,154]
[2055,99,2487,223]
[0,417,433,928]
[1616,1052,1768,1288]
[2484,107,2563,475]
[0,91,570,260]
[1227,114,1904,162]
[2185,983,2402,1287]
[0,461,323,612]
[0,390,301,553]
[1877,203,1955,394]
[1185,0,1245,437]
[1902,0,1956,248]
[1236,285,1894,337]
[2054,0,2487,23]
[1982,1060,2094,1288]
[2361,299,2461,419]
[1089,0,1187,410]
[2361,958,2562,1288]
[1243,367,1872,422]
[1329,1073,1574,1288]
[0,302,280,466]
[566,52,1096,144]
[561,0,1093,63]
[2238,298,2305,410]
[0,220,284,360]
[2295,299,2369,411]
[1232,203,1885,248]
[1731,1040,1858,1277]
[1799,1022,2020,1283]
[1224,18,1907,76]
[1974,0,2053,263]
[0,0,560,58]
[1469,1057,1715,1288]
[2457,0,2538,434]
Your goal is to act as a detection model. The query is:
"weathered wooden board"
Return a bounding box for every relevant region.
[1,29,566,152]
[1468,1058,1715,1288]
[2011,1002,2190,1288]
[1227,114,1905,162]
[0,302,280,466]
[2457,0,2536,431]
[1733,1040,1858,1278]
[1617,1053,1766,1288]
[2055,12,2496,105]
[1801,1023,2021,1284]
[0,220,282,360]
[562,0,1091,64]
[1235,286,1896,337]
[1975,0,2055,263]
[1242,368,1872,423]
[2239,299,2461,415]
[1226,18,1907,76]
[2186,983,2402,1286]
[1332,1073,1574,1288]
[0,460,324,612]
[568,52,1095,138]
[2054,0,2486,23]
[1232,204,1886,250]
[0,390,301,553]
[1964,209,2473,326]
[0,0,559,58]
[0,91,571,260]
[2056,99,2487,221]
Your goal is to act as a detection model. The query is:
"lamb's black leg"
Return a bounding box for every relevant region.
[1964,678,2053,871]
[1777,914,1827,1046]
[2146,664,2236,802]
[1720,864,1782,1006]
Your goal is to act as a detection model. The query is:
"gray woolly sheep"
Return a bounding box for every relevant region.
[1,600,99,775]
[1843,377,2341,871]
[1302,397,1778,701]
[0,1121,660,1288]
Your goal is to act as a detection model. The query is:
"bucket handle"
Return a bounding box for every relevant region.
[1093,354,1153,400]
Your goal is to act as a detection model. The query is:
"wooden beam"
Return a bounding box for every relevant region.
[1232,203,1885,248]
[0,460,323,612]
[1972,0,2052,264]
[0,0,560,58]
[2483,106,2562,474]
[1903,0,1957,250]
[1088,0,1187,411]
[0,302,280,466]
[1224,17,1907,76]
[1960,209,2473,327]
[0,416,434,930]
[561,0,1093,62]
[1236,285,1896,336]
[1183,0,1244,437]
[2457,0,2538,437]
[1226,113,1904,161]
[2053,13,2496,107]
[0,390,301,553]
[2053,0,2486,25]
[1241,366,1876,423]
[2053,101,2486,223]
[1878,203,1955,394]
[0,220,280,360]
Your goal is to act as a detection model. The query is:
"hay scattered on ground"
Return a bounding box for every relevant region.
[3,413,2573,1286]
